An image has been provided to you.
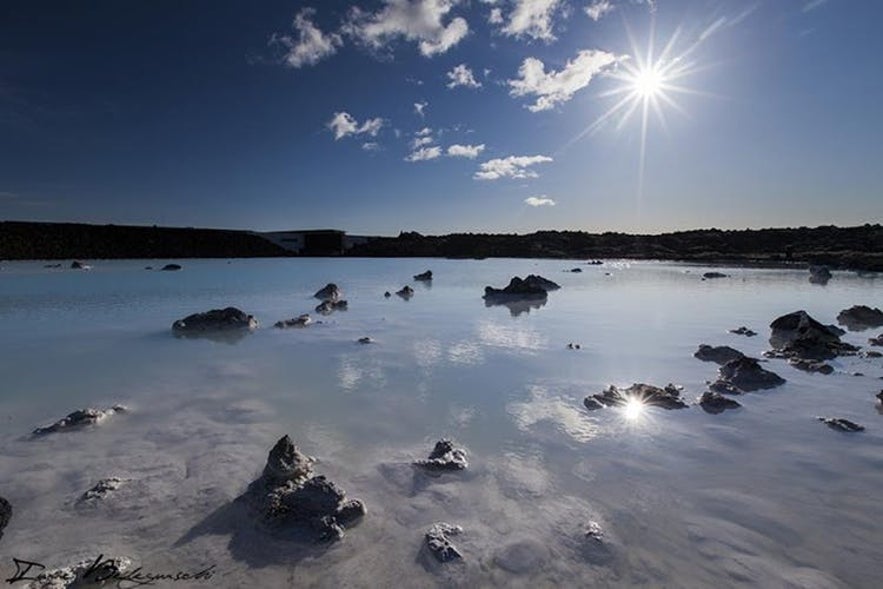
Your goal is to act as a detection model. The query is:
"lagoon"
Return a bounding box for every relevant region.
[1,258,881,587]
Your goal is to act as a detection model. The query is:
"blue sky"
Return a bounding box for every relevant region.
[1,0,881,235]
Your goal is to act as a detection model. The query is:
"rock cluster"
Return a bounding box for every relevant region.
[396,285,414,299]
[414,270,433,281]
[77,478,129,505]
[425,522,463,562]
[241,435,365,542]
[414,440,468,472]
[483,275,560,301]
[698,391,742,414]
[837,305,883,331]
[694,344,744,365]
[33,405,127,437]
[313,283,342,302]
[584,383,688,410]
[767,310,858,361]
[172,307,257,334]
[729,326,757,337]
[869,334,883,346]
[274,314,312,328]
[709,357,785,394]
[817,417,865,432]
[315,300,348,315]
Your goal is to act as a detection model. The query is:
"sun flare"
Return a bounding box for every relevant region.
[623,398,645,420]
[632,66,665,99]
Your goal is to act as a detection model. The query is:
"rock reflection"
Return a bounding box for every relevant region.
[484,297,547,317]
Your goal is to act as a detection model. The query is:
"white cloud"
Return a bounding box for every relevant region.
[803,0,827,12]
[447,144,485,158]
[474,155,553,180]
[446,64,482,89]
[406,146,443,161]
[489,8,504,25]
[585,1,614,21]
[508,49,618,112]
[344,0,469,57]
[362,142,381,151]
[501,0,563,42]
[414,101,428,117]
[411,135,434,149]
[416,126,433,136]
[270,8,342,68]
[525,195,556,206]
[327,112,384,140]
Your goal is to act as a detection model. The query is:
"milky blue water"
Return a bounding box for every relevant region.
[0,259,881,587]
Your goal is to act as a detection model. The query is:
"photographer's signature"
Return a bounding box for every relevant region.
[5,554,215,588]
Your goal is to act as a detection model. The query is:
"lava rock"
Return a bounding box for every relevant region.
[729,326,758,337]
[241,435,364,543]
[396,285,414,299]
[703,271,728,279]
[870,334,883,346]
[710,357,785,393]
[809,265,832,284]
[768,310,858,361]
[425,522,463,562]
[316,299,348,315]
[588,383,688,410]
[357,337,373,344]
[160,263,182,271]
[414,270,433,281]
[70,260,88,269]
[566,343,581,350]
[172,307,257,333]
[583,397,605,411]
[77,477,129,504]
[698,391,742,414]
[694,344,745,365]
[483,275,559,301]
[415,439,468,471]
[876,390,883,404]
[314,283,342,302]
[569,267,583,273]
[33,405,127,437]
[383,291,391,298]
[788,358,835,374]
[0,496,10,541]
[275,314,312,328]
[817,417,864,432]
[837,305,883,331]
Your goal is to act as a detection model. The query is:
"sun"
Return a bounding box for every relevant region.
[632,66,665,99]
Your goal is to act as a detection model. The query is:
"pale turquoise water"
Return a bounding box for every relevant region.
[0,259,881,587]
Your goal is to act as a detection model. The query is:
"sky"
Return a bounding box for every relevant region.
[1,0,881,235]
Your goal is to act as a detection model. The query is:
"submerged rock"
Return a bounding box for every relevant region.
[160,263,182,271]
[33,405,127,437]
[172,307,257,334]
[0,496,10,541]
[396,285,414,299]
[699,391,742,414]
[415,440,468,471]
[314,283,342,302]
[494,539,550,574]
[241,435,365,543]
[729,326,758,337]
[788,358,835,374]
[817,417,865,432]
[315,300,348,315]
[483,275,559,301]
[694,344,745,365]
[414,270,433,281]
[77,477,129,504]
[837,305,883,331]
[809,265,832,284]
[768,310,858,361]
[587,383,688,410]
[425,522,463,562]
[22,556,133,588]
[710,357,785,394]
[702,271,728,279]
[275,314,312,328]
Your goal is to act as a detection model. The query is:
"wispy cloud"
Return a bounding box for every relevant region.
[474,155,553,180]
[508,49,618,112]
[525,195,556,206]
[344,0,469,57]
[446,64,482,89]
[362,141,381,151]
[585,1,614,22]
[270,8,342,68]
[411,135,434,149]
[327,111,384,140]
[416,126,433,136]
[500,0,564,42]
[414,101,428,117]
[803,0,827,12]
[447,143,485,158]
[406,145,443,161]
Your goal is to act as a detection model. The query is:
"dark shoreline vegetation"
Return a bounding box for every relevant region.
[1,221,882,271]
